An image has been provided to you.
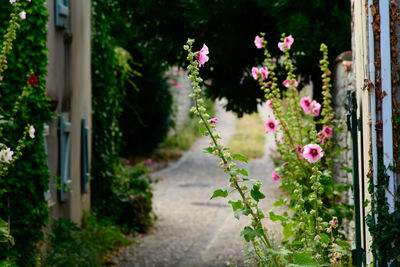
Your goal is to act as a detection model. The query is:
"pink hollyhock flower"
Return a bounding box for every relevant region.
[283,79,298,88]
[254,35,262,49]
[281,162,287,167]
[278,42,285,52]
[19,11,26,20]
[29,125,35,139]
[311,100,321,116]
[296,145,303,153]
[303,144,323,163]
[327,70,331,76]
[145,158,152,164]
[251,67,259,80]
[265,118,279,133]
[197,44,209,67]
[284,35,294,49]
[265,82,270,88]
[209,117,218,124]
[266,99,272,110]
[300,97,312,114]
[0,147,13,163]
[260,67,269,80]
[322,126,333,137]
[317,132,325,144]
[272,171,279,184]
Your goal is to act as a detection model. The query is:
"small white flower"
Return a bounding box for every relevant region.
[27,0,31,2]
[19,11,26,20]
[10,0,16,4]
[0,148,14,163]
[29,125,35,139]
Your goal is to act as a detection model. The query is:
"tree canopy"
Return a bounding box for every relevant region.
[109,0,351,116]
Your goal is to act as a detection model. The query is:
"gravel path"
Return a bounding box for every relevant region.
[112,100,282,267]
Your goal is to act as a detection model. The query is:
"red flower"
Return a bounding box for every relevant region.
[28,75,38,87]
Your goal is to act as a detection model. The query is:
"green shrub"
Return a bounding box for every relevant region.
[111,163,158,233]
[42,214,131,267]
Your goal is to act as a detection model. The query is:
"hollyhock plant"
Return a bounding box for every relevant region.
[272,171,279,184]
[322,126,333,137]
[260,67,269,80]
[266,99,272,110]
[284,35,294,49]
[251,67,259,80]
[19,11,26,20]
[303,144,323,163]
[209,117,218,124]
[311,100,321,116]
[265,118,278,133]
[197,44,209,67]
[28,75,38,87]
[29,125,35,139]
[300,97,312,114]
[278,35,294,51]
[317,132,325,144]
[283,79,298,88]
[254,35,262,49]
[0,148,14,163]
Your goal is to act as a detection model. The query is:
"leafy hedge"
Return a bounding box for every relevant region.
[0,0,52,265]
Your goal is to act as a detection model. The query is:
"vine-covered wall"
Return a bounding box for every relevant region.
[0,0,52,265]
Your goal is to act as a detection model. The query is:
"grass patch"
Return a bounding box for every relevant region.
[152,98,215,161]
[42,213,131,267]
[228,112,265,159]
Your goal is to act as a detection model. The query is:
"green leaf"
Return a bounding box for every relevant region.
[210,189,228,199]
[202,147,214,154]
[233,153,248,163]
[240,226,263,242]
[269,211,288,222]
[292,251,319,266]
[283,223,294,240]
[264,248,291,256]
[250,185,265,202]
[199,126,206,135]
[236,168,248,176]
[228,200,243,211]
[273,198,286,207]
[234,207,252,219]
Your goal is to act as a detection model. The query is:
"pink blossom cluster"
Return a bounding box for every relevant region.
[317,126,333,144]
[300,97,321,116]
[251,67,269,80]
[278,35,294,52]
[282,79,298,88]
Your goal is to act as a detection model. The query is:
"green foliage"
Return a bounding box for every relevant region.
[110,163,157,232]
[42,214,131,267]
[0,0,52,265]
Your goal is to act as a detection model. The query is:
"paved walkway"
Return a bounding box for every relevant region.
[112,100,282,267]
